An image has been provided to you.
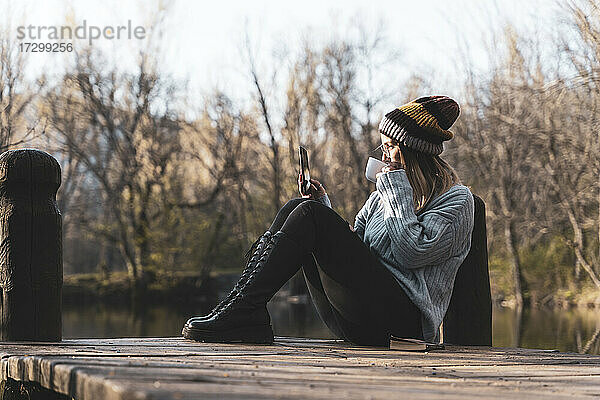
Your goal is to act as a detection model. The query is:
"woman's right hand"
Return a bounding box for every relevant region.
[298,173,327,199]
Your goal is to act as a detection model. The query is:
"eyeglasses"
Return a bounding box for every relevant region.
[371,141,400,160]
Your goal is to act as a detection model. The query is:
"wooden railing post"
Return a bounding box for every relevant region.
[0,149,62,341]
[443,193,492,346]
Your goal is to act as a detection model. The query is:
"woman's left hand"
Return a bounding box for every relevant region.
[376,161,405,179]
[298,173,327,199]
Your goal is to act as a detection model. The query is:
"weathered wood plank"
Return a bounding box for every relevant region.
[2,337,600,399]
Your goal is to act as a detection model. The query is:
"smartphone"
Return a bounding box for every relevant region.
[299,146,311,195]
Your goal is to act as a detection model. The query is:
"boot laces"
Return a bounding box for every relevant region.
[207,231,273,316]
[244,231,272,261]
[217,235,279,317]
[239,231,272,282]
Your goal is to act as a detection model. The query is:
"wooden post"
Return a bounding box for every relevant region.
[0,149,62,341]
[443,193,492,346]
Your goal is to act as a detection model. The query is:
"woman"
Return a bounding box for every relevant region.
[182,95,475,346]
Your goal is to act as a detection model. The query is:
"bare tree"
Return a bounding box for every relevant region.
[244,31,284,213]
[178,90,262,273]
[281,44,328,194]
[0,33,44,150]
[454,9,600,305]
[45,49,182,286]
[453,29,542,307]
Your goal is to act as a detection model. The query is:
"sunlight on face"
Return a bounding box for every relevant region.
[379,133,403,164]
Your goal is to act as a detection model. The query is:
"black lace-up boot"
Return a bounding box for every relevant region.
[182,230,307,343]
[182,230,273,329]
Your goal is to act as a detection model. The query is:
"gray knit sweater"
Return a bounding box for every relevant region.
[316,169,474,343]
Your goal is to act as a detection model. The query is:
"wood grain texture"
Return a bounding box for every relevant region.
[1,337,599,399]
[1,378,71,400]
[444,193,492,346]
[0,149,62,341]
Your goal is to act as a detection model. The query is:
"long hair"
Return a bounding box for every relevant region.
[398,142,461,214]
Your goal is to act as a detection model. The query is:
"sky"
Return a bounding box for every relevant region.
[1,0,564,111]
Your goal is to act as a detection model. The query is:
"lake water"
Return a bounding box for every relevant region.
[63,297,600,354]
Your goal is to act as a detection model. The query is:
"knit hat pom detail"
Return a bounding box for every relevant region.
[378,95,460,155]
[414,95,460,130]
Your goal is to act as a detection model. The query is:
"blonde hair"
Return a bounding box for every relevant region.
[398,142,461,213]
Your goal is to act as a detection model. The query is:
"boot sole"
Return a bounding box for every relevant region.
[183,316,214,328]
[182,324,274,344]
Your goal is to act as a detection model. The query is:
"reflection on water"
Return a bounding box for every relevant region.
[62,296,334,340]
[63,300,600,354]
[492,307,600,354]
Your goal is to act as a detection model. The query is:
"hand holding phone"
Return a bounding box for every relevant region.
[298,146,326,199]
[297,174,326,199]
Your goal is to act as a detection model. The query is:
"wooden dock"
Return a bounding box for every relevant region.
[2,337,600,399]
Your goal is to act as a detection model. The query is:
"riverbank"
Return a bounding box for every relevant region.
[62,270,237,307]
[498,288,600,309]
[64,270,600,310]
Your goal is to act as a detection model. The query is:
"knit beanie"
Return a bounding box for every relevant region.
[378,95,460,156]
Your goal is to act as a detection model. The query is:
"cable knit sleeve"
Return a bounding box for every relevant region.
[353,192,375,241]
[375,169,466,269]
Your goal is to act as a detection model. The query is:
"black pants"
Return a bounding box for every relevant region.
[268,198,423,345]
